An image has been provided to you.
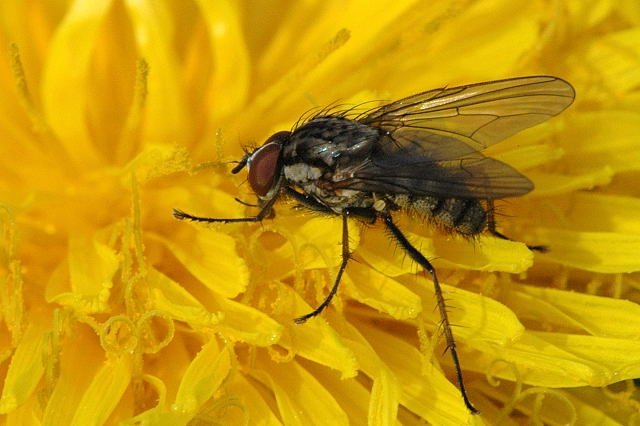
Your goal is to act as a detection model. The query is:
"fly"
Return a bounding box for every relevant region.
[174,75,576,414]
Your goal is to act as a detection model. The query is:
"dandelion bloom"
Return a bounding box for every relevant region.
[1,1,640,424]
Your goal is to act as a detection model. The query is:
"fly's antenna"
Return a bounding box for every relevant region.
[231,155,249,174]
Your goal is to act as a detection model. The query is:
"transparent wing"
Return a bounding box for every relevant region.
[361,75,575,150]
[334,131,533,199]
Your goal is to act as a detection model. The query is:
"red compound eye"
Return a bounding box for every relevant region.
[248,142,282,196]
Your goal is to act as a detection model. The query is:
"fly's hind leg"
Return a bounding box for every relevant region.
[486,200,547,252]
[382,213,478,414]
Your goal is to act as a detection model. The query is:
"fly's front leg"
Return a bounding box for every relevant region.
[294,211,351,324]
[382,213,479,414]
[486,200,547,252]
[173,190,279,224]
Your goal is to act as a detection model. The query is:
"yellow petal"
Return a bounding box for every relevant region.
[251,351,349,425]
[46,234,119,313]
[125,144,191,183]
[172,340,232,415]
[42,325,110,425]
[42,0,111,167]
[434,235,533,273]
[357,227,432,277]
[224,374,283,425]
[530,169,613,197]
[357,320,475,425]
[358,227,533,275]
[69,234,118,299]
[345,261,422,320]
[70,356,132,425]
[331,318,400,425]
[0,321,46,413]
[148,267,282,346]
[582,28,640,94]
[533,332,640,384]
[151,229,249,298]
[124,0,188,144]
[263,215,361,279]
[508,284,640,338]
[196,0,250,121]
[534,228,640,273]
[564,192,640,233]
[473,331,640,388]
[275,283,358,379]
[395,279,525,347]
[564,111,640,174]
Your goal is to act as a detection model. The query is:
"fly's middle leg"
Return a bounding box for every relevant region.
[294,212,351,324]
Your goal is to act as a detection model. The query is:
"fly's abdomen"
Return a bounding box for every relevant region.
[393,194,487,236]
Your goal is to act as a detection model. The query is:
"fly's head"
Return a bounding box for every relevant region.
[233,131,291,201]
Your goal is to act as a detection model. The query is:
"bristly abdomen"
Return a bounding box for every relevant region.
[392,194,487,236]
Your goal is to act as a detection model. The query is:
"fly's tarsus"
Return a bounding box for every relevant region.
[172,208,198,221]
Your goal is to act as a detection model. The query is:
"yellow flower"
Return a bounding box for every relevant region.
[1,0,640,424]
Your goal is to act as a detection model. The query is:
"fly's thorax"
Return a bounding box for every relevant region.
[283,162,323,183]
[283,159,374,212]
[282,116,379,168]
[281,116,380,211]
[392,194,488,236]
